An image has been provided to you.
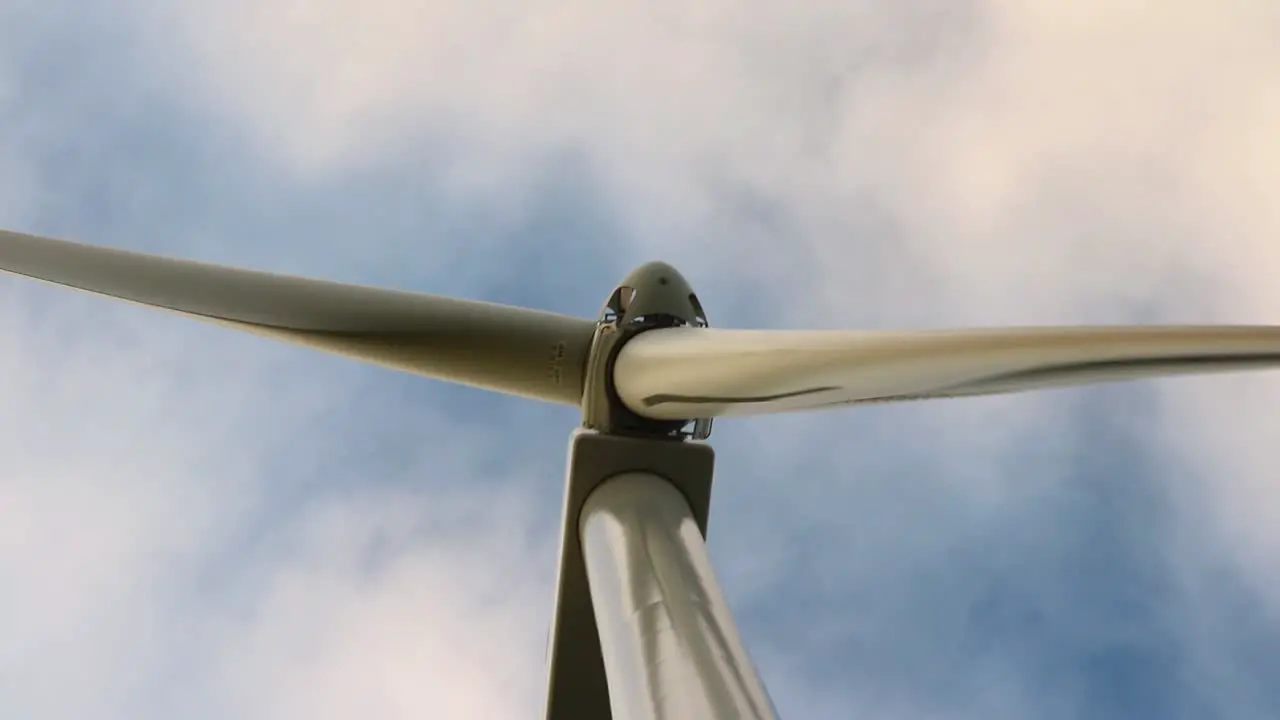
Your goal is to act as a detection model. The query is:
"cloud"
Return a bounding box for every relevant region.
[194,478,553,720]
[3,1,1280,719]
[134,1,1280,329]
[0,289,560,720]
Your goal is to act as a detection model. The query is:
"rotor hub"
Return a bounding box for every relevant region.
[580,262,712,440]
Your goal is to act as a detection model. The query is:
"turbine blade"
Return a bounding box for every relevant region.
[0,229,595,405]
[613,325,1280,419]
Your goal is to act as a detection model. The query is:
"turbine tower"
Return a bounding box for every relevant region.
[5,228,1280,719]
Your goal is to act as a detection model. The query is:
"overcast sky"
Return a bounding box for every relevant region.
[3,2,1280,718]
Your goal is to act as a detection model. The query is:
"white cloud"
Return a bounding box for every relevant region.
[198,484,552,720]
[0,291,555,719]
[139,1,1280,315]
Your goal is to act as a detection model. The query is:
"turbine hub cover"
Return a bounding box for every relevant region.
[580,261,711,439]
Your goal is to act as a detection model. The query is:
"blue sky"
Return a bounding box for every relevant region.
[3,2,1280,718]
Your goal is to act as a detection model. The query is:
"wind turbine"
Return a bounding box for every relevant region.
[4,228,1280,719]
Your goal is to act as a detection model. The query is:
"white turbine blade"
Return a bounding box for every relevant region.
[613,325,1280,419]
[0,228,596,405]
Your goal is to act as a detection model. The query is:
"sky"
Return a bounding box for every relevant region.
[2,1,1280,718]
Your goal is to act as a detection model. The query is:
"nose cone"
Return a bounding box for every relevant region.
[618,261,692,294]
[603,261,707,327]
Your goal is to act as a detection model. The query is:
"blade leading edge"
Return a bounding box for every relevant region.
[614,325,1280,419]
[0,229,596,405]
